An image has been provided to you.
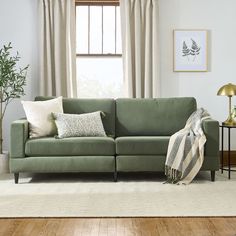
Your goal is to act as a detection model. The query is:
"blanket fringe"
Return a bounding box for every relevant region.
[165,165,182,184]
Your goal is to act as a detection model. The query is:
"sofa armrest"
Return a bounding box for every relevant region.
[202,118,219,157]
[10,119,29,159]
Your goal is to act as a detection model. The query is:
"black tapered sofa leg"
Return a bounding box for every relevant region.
[114,156,117,182]
[14,173,19,184]
[210,171,215,182]
[114,170,117,182]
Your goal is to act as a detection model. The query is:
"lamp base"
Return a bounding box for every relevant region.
[222,116,236,126]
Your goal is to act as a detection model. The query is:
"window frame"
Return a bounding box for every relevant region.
[75,0,122,57]
[75,0,119,7]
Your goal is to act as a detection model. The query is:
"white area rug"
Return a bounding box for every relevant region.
[0,171,235,217]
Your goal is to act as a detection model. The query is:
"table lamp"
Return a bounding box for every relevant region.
[217,83,236,126]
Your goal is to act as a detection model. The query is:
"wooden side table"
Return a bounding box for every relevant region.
[220,124,236,179]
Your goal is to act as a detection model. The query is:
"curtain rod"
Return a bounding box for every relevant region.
[75,0,119,3]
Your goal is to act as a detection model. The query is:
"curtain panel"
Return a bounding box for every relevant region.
[39,0,77,97]
[120,0,160,98]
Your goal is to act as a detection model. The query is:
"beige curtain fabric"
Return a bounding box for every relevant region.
[39,0,77,97]
[120,0,160,98]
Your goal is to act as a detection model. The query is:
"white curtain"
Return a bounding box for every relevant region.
[39,0,77,97]
[120,0,160,98]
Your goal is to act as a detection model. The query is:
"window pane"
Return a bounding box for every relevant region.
[103,6,115,54]
[90,6,102,54]
[116,6,122,54]
[76,6,88,53]
[77,58,124,98]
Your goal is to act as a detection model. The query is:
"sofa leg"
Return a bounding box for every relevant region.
[14,173,19,184]
[114,170,117,182]
[114,156,117,182]
[211,171,215,182]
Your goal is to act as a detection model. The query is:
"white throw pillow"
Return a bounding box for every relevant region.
[52,111,107,138]
[21,97,63,138]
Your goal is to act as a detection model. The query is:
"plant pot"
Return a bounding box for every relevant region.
[0,151,9,174]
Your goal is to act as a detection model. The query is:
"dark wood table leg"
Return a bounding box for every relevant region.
[221,126,224,173]
[228,127,231,179]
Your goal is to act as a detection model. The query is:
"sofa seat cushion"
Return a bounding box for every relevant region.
[116,136,170,155]
[25,137,115,156]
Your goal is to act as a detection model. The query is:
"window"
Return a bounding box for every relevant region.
[76,0,124,98]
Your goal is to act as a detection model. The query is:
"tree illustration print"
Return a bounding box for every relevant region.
[190,38,201,61]
[182,41,190,61]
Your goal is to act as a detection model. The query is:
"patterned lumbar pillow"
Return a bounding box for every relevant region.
[21,97,63,138]
[52,111,107,138]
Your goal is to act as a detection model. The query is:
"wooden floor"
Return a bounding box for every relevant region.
[0,218,236,236]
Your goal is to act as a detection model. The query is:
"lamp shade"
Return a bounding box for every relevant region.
[217,83,236,96]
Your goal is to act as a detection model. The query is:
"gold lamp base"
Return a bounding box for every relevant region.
[222,116,236,126]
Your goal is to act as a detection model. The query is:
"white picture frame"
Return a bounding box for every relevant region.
[173,30,208,72]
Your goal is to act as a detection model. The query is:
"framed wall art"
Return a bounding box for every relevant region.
[173,30,208,72]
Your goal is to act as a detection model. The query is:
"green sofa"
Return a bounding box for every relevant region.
[10,97,219,183]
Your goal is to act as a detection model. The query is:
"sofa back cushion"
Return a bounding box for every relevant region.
[116,97,197,136]
[35,97,115,137]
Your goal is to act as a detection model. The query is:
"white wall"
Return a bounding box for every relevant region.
[159,0,236,148]
[0,0,39,151]
[1,0,236,150]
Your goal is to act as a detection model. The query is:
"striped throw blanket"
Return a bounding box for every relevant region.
[165,108,211,184]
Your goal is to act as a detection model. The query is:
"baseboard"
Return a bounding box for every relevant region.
[220,151,236,166]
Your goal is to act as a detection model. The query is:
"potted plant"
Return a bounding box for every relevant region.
[0,43,28,173]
